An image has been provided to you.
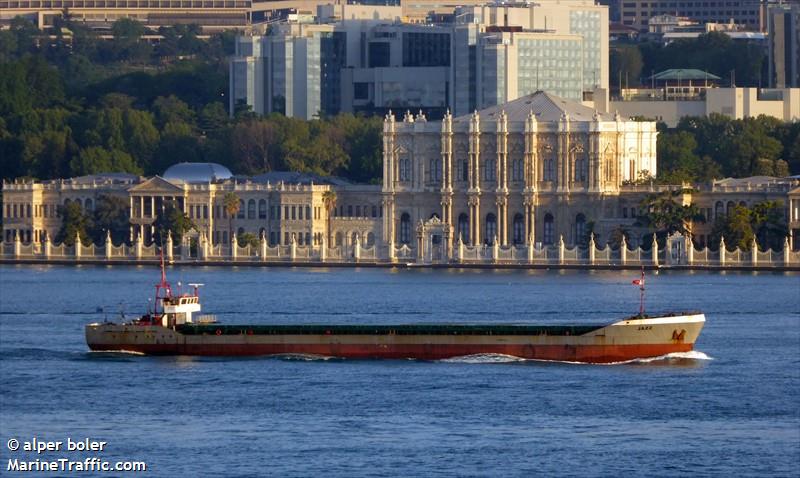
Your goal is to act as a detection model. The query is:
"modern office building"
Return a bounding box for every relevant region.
[229,2,609,119]
[767,3,800,88]
[619,0,764,31]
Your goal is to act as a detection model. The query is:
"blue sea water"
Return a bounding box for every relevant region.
[0,265,798,477]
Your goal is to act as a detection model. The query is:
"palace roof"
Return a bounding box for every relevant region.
[453,91,617,124]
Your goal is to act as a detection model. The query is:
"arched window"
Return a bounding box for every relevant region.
[74,198,82,209]
[258,200,267,219]
[237,200,245,219]
[511,158,524,182]
[84,199,93,212]
[485,213,497,245]
[739,201,747,207]
[335,232,343,246]
[715,201,724,218]
[399,213,411,244]
[247,199,256,219]
[726,201,735,215]
[575,213,587,245]
[512,213,525,245]
[366,232,375,246]
[543,213,555,245]
[457,213,469,244]
[236,227,245,237]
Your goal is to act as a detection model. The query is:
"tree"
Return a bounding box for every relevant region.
[55,201,92,246]
[223,192,240,247]
[230,119,282,174]
[637,189,705,239]
[750,201,788,251]
[610,45,643,89]
[606,225,630,249]
[710,205,753,251]
[237,232,259,248]
[70,146,141,176]
[152,201,194,245]
[92,194,131,244]
[322,190,337,246]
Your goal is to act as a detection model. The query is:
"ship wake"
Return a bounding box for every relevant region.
[439,350,713,365]
[440,353,529,363]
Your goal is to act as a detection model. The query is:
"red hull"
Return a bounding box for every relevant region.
[88,342,695,364]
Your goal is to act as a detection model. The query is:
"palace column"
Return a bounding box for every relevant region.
[524,111,538,244]
[557,113,570,194]
[440,110,454,231]
[589,112,602,193]
[496,110,509,245]
[468,111,481,246]
[382,112,397,244]
[614,111,624,191]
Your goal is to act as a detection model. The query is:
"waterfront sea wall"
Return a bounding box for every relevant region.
[1,230,798,270]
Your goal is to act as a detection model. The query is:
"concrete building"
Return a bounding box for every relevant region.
[767,3,800,88]
[229,1,608,119]
[599,86,800,127]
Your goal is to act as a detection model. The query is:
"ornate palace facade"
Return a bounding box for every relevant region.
[381,92,659,257]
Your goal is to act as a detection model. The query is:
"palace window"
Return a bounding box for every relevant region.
[237,200,245,219]
[247,199,256,219]
[511,158,524,182]
[399,213,411,244]
[259,200,267,219]
[513,214,525,245]
[575,213,587,245]
[574,157,586,182]
[485,213,497,245]
[543,157,555,182]
[458,213,469,244]
[428,157,441,183]
[458,159,469,182]
[399,157,412,182]
[543,213,555,245]
[482,159,496,182]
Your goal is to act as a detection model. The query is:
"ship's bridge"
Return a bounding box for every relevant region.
[163,295,202,326]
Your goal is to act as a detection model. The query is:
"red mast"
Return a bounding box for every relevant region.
[154,244,172,316]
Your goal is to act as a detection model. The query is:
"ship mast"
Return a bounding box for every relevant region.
[154,244,172,315]
[638,267,645,317]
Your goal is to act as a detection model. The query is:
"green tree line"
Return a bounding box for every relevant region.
[656,114,800,183]
[0,17,383,183]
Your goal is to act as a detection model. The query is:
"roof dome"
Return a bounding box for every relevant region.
[162,162,233,183]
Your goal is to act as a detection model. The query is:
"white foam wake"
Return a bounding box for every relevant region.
[440,353,528,364]
[271,353,336,361]
[88,349,146,356]
[609,350,714,365]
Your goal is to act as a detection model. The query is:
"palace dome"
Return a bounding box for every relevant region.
[162,162,233,183]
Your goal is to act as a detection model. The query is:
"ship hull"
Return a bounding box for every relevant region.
[86,314,704,364]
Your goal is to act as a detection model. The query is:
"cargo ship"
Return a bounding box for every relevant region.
[85,259,705,364]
